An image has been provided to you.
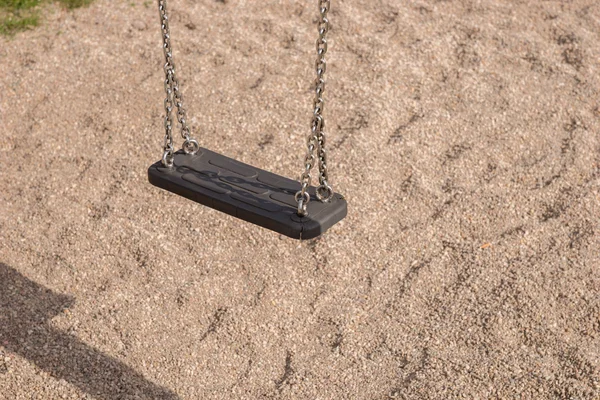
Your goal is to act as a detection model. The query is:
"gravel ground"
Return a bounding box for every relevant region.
[1,0,599,398]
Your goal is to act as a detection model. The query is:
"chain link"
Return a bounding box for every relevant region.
[158,0,199,167]
[296,0,334,216]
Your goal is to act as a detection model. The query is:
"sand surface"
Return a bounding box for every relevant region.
[1,0,599,398]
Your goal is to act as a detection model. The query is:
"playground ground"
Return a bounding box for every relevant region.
[1,0,599,398]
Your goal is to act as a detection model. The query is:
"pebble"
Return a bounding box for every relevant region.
[132,20,147,31]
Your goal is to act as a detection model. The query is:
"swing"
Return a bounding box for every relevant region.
[148,0,347,240]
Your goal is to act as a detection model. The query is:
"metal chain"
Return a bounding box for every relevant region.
[158,0,199,168]
[296,0,334,216]
[157,0,335,206]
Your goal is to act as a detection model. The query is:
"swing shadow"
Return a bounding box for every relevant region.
[0,262,180,400]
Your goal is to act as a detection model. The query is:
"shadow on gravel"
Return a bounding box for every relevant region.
[0,263,179,399]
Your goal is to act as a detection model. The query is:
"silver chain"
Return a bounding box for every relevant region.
[157,0,335,210]
[295,0,334,217]
[158,0,199,167]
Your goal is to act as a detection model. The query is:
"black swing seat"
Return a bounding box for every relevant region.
[148,148,347,239]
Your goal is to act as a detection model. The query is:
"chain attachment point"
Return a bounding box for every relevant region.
[183,138,200,155]
[295,191,310,217]
[316,183,333,202]
[162,148,175,168]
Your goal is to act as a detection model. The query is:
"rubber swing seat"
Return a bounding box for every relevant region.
[148,148,347,239]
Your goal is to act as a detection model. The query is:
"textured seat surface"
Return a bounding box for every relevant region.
[148,149,347,239]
